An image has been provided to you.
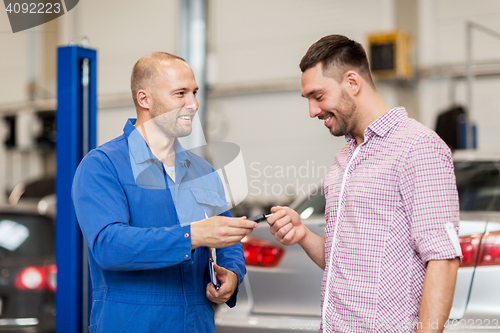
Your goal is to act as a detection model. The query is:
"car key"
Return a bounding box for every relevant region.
[248,213,273,223]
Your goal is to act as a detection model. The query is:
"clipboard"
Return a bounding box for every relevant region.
[205,211,220,290]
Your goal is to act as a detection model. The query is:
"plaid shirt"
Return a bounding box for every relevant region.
[321,107,461,333]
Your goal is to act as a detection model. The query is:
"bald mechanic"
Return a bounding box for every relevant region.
[267,35,461,333]
[72,52,256,332]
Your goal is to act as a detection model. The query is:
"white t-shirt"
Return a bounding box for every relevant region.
[164,165,175,182]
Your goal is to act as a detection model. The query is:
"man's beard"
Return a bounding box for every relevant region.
[329,89,356,137]
[150,102,193,138]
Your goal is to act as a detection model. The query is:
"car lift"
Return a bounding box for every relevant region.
[55,45,97,333]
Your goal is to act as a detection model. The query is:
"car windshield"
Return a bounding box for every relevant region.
[293,191,326,220]
[455,161,500,211]
[0,213,54,259]
[293,160,500,219]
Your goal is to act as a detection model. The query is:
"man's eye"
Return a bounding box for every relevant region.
[193,90,198,96]
[315,96,323,102]
[176,92,185,97]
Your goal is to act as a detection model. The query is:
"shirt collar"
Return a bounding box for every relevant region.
[125,118,190,166]
[367,107,407,138]
[344,107,407,143]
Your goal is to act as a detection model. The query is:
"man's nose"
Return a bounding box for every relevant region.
[309,101,322,118]
[186,93,199,110]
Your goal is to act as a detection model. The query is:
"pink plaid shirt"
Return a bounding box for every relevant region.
[321,107,461,333]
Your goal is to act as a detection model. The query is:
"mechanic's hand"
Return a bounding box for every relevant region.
[206,264,239,304]
[267,206,307,246]
[191,215,257,249]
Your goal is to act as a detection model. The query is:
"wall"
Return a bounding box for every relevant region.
[0,14,27,105]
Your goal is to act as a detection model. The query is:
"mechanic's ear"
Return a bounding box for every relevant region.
[137,89,152,110]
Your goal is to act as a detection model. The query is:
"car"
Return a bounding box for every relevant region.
[0,198,56,333]
[5,177,55,207]
[215,150,500,332]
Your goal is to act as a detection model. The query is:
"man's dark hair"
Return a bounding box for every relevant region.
[300,34,374,87]
[131,52,186,107]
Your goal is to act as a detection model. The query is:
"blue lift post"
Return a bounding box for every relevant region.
[56,45,97,333]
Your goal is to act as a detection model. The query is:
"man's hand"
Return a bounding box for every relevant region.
[206,264,239,304]
[191,216,257,250]
[267,206,307,245]
[268,206,326,270]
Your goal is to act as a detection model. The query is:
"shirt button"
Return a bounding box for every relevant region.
[185,254,189,259]
[184,233,190,238]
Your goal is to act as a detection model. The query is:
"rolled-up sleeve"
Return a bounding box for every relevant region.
[400,136,462,264]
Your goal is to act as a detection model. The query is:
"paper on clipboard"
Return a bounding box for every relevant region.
[205,211,220,290]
